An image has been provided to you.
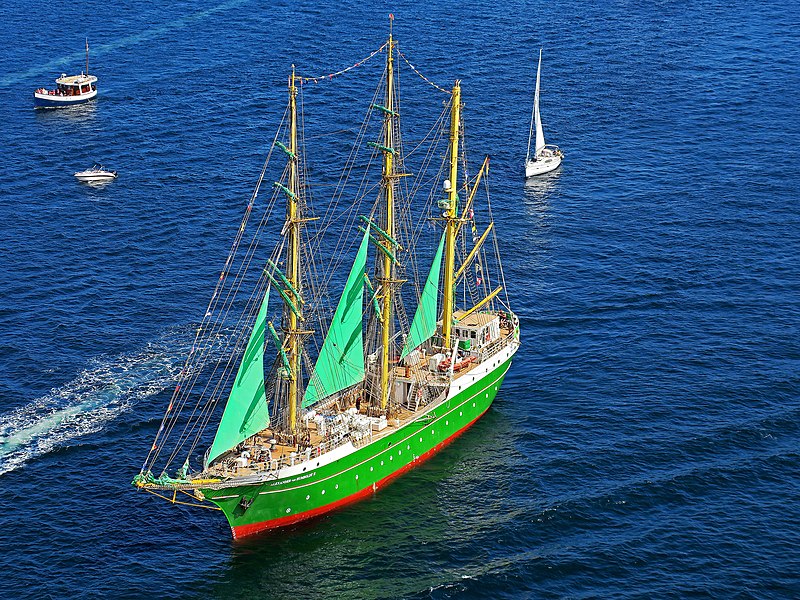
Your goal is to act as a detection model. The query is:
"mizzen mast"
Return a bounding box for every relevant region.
[441,81,461,349]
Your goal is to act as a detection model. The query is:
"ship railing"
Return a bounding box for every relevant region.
[231,425,373,476]
[187,422,380,490]
[479,336,508,362]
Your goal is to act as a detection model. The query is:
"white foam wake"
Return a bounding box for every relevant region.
[0,339,184,476]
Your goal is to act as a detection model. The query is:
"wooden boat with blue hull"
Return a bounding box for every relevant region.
[134,23,521,539]
[34,40,97,109]
[34,74,97,108]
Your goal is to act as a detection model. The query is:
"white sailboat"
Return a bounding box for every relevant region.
[525,49,562,178]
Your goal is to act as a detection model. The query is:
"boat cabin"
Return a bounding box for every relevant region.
[452,310,501,351]
[55,73,96,96]
[37,73,97,97]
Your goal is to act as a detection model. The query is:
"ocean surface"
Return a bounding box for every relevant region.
[1,1,798,598]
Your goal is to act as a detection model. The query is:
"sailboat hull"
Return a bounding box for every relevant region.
[201,350,516,538]
[525,154,562,177]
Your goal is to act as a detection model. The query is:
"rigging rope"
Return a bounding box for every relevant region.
[146,111,291,473]
[298,42,389,85]
[142,41,514,477]
[396,48,451,95]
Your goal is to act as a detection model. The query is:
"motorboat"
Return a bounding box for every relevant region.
[74,166,117,182]
[34,40,98,109]
[525,49,563,178]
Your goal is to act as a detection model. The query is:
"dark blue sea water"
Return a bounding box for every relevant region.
[1,1,799,598]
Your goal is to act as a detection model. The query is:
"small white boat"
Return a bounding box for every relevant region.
[525,49,563,178]
[74,165,117,182]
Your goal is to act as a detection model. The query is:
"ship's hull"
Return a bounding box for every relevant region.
[33,90,97,108]
[202,351,515,538]
[525,154,562,177]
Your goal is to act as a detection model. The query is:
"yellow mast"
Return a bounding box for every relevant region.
[378,26,396,410]
[441,81,461,349]
[287,66,301,431]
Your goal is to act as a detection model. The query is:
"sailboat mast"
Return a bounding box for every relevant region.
[85,38,89,76]
[441,81,461,349]
[533,49,545,155]
[287,66,302,431]
[378,29,396,410]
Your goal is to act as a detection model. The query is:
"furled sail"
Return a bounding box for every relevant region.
[208,286,271,464]
[302,229,370,408]
[533,48,546,155]
[400,231,446,359]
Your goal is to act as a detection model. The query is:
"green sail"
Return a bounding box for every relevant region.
[208,286,271,464]
[401,231,445,359]
[303,229,370,408]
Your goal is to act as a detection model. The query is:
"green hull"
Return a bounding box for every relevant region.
[202,355,514,538]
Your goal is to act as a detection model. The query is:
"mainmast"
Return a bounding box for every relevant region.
[85,38,89,76]
[441,81,461,349]
[286,66,302,431]
[378,26,397,410]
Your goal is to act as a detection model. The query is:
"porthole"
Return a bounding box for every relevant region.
[459,411,463,416]
[335,484,339,490]
[380,461,384,466]
[286,508,291,514]
[306,495,310,500]
[322,489,326,495]
[303,467,306,472]
[446,420,449,425]
[390,455,394,461]
[419,437,423,442]
[407,444,410,450]
[355,474,359,480]
[370,466,374,472]
[485,393,489,398]
[431,429,434,435]
[473,403,476,407]
[398,450,402,455]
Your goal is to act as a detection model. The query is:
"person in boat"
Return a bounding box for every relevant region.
[234,450,251,468]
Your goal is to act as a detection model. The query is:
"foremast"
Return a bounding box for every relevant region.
[285,66,305,432]
[441,81,461,349]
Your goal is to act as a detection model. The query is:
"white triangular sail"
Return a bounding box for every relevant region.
[533,48,545,156]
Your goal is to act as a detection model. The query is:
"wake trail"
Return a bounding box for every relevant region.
[0,331,203,476]
[0,0,250,88]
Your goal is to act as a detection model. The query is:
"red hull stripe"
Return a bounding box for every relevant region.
[231,406,490,539]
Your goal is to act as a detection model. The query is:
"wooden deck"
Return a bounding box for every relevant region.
[207,323,514,479]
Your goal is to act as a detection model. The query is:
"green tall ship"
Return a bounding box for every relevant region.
[134,28,520,539]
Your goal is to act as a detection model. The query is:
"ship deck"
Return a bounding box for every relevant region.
[204,321,515,482]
